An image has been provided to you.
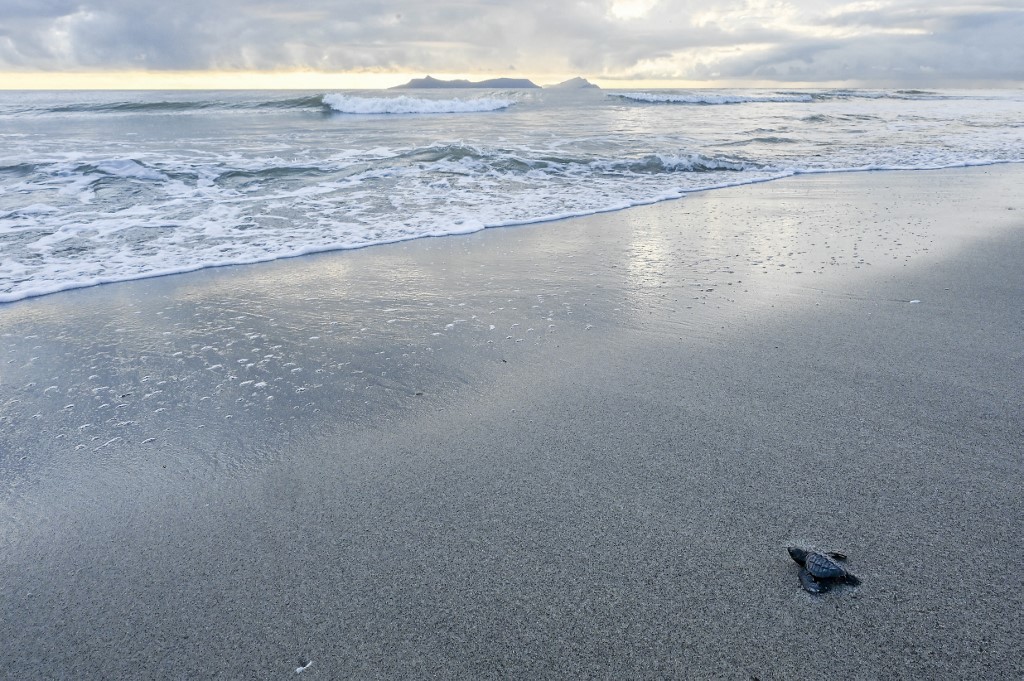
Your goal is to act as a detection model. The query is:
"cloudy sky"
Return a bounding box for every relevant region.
[1,0,1021,87]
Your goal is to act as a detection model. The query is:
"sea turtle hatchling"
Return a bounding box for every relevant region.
[787,547,862,593]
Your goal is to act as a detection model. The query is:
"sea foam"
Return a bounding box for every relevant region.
[92,159,168,181]
[322,94,514,114]
[1,87,1022,304]
[616,92,814,105]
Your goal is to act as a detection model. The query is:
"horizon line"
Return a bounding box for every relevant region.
[1,70,1019,91]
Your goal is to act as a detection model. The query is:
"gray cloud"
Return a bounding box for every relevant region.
[719,6,1024,84]
[0,0,1020,84]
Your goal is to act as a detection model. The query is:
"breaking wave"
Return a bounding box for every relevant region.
[615,89,987,106]
[322,94,514,114]
[809,89,952,101]
[615,92,814,105]
[2,85,1022,303]
[9,96,328,117]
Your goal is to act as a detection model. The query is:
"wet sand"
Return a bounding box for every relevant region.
[2,165,1023,678]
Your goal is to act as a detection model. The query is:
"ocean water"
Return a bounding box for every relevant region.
[1,87,1022,303]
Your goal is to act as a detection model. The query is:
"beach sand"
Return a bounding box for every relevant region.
[2,165,1022,678]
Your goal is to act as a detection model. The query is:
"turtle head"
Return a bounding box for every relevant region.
[787,546,810,566]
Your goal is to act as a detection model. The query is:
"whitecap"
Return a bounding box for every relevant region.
[93,159,168,181]
[616,92,813,105]
[322,94,514,115]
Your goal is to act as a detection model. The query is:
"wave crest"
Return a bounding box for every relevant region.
[598,153,758,174]
[615,92,813,105]
[323,94,514,114]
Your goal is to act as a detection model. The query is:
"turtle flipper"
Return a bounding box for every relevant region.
[798,567,828,594]
[827,551,847,561]
[842,572,862,587]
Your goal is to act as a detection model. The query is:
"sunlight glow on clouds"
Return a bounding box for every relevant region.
[0,0,1020,87]
[620,44,778,81]
[608,0,661,20]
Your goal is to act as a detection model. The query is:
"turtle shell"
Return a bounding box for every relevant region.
[804,552,847,580]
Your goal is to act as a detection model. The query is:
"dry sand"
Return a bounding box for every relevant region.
[1,165,1022,678]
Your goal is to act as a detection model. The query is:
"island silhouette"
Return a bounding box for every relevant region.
[391,75,540,89]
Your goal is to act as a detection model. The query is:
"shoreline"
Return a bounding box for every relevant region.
[2,159,1020,306]
[2,165,1023,677]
